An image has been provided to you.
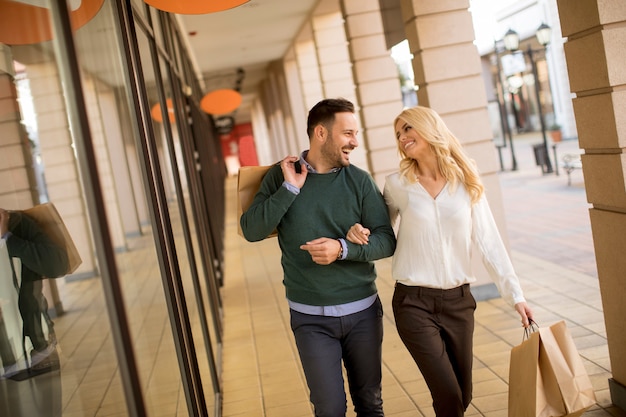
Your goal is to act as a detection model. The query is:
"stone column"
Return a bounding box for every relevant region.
[399,0,509,294]
[311,0,366,169]
[294,22,324,113]
[268,59,301,157]
[557,0,626,409]
[26,63,97,280]
[258,72,289,160]
[97,86,143,240]
[341,0,404,184]
[82,76,127,252]
[313,0,357,102]
[283,47,309,154]
[0,60,38,208]
[0,48,64,315]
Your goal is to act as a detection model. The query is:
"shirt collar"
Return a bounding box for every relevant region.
[299,150,341,174]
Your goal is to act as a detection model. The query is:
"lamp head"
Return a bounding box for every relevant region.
[535,22,552,46]
[503,28,520,51]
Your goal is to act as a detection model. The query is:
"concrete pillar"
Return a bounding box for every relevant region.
[82,76,127,252]
[309,0,363,169]
[399,0,510,294]
[268,60,301,157]
[283,46,309,153]
[249,98,273,166]
[0,48,64,316]
[124,139,149,229]
[25,63,97,280]
[313,0,356,103]
[294,22,324,113]
[341,0,404,184]
[557,0,626,410]
[98,87,143,240]
[258,73,288,161]
[0,67,38,208]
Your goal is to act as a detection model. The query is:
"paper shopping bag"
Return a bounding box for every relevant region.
[509,329,562,417]
[24,202,82,276]
[508,321,596,417]
[538,321,596,415]
[237,164,277,239]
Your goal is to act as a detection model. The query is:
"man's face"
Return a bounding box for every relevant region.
[320,112,359,168]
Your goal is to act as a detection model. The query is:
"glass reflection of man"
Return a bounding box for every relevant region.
[0,207,68,376]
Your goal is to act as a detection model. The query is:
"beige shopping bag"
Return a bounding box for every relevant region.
[508,320,596,417]
[24,202,82,276]
[237,164,277,239]
[538,321,596,414]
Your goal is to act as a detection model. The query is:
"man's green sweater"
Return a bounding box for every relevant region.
[240,163,396,306]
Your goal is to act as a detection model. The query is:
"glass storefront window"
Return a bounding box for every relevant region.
[0,1,223,415]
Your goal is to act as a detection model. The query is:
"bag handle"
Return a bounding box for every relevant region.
[522,318,539,341]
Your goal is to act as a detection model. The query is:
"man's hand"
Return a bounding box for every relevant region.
[0,208,9,236]
[346,223,370,245]
[300,238,341,265]
[280,155,308,189]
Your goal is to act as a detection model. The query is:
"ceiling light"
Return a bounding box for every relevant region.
[143,0,249,14]
[151,99,175,123]
[0,0,103,45]
[201,89,242,115]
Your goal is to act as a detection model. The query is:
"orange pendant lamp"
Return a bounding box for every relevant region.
[0,0,104,45]
[151,99,175,123]
[200,89,242,115]
[143,0,249,14]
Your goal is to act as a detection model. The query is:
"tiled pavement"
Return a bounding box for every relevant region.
[221,134,626,416]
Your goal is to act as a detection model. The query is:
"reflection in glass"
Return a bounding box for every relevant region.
[0,1,121,415]
[1,1,224,415]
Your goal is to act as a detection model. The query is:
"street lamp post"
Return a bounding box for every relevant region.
[504,23,554,174]
[493,40,517,171]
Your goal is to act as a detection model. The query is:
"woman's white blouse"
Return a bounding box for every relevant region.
[384,172,525,306]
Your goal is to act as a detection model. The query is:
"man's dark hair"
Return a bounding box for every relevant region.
[306,98,355,139]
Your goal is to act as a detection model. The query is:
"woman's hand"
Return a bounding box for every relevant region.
[514,301,534,328]
[346,223,370,245]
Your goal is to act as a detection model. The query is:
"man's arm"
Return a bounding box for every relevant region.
[343,177,396,262]
[240,164,296,242]
[6,212,69,278]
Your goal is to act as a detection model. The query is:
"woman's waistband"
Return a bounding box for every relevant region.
[394,282,471,298]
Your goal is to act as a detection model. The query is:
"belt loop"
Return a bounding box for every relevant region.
[462,284,469,296]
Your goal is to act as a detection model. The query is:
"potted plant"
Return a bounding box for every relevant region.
[548,123,562,142]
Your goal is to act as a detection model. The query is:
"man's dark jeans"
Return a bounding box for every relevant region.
[290,296,384,417]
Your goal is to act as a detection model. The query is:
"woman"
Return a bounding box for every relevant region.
[347,106,533,416]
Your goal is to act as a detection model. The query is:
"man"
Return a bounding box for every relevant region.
[240,98,396,416]
[0,207,67,374]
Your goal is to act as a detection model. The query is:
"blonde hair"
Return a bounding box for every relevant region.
[394,106,484,204]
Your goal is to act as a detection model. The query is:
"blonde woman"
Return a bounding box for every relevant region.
[347,106,533,416]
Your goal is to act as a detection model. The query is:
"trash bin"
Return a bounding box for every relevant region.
[533,144,547,167]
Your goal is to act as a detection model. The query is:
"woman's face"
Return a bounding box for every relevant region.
[395,119,430,160]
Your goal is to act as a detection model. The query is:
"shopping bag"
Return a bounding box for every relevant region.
[23,202,82,276]
[508,320,596,417]
[237,164,277,239]
[538,321,596,414]
[509,324,559,417]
